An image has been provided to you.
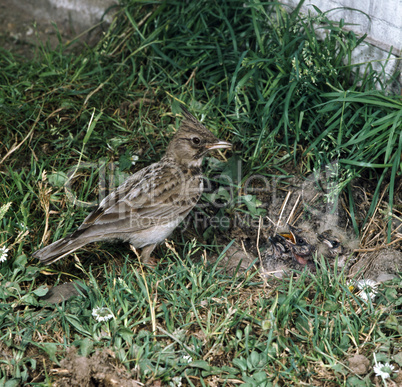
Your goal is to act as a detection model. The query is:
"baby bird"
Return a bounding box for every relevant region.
[33,105,231,265]
[277,224,316,267]
[317,230,354,268]
[261,225,316,277]
[260,235,294,278]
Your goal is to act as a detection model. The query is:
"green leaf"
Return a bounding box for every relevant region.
[83,110,102,144]
[384,315,402,333]
[33,285,49,297]
[247,351,264,370]
[393,352,402,367]
[323,300,339,312]
[241,194,266,216]
[65,315,91,336]
[332,363,347,375]
[17,293,40,307]
[48,171,69,188]
[117,327,134,342]
[189,360,212,371]
[119,151,133,171]
[375,352,390,363]
[73,338,94,357]
[13,254,27,267]
[232,358,247,372]
[4,378,22,387]
[37,343,59,364]
[346,376,370,386]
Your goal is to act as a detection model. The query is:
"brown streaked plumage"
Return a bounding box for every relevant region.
[33,105,231,265]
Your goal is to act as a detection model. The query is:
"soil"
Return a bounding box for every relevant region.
[347,354,370,375]
[0,0,109,59]
[44,348,141,387]
[350,248,402,282]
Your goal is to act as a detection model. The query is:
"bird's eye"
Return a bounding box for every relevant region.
[192,137,201,145]
[297,238,306,245]
[331,240,340,248]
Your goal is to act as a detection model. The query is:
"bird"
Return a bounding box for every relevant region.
[260,225,317,277]
[260,235,300,278]
[317,230,353,268]
[33,105,232,265]
[276,224,316,267]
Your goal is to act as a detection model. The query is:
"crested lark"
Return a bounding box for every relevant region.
[33,105,231,265]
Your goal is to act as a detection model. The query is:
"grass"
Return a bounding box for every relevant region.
[1,0,402,385]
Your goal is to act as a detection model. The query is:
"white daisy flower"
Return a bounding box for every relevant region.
[0,246,9,262]
[356,279,378,302]
[373,362,396,379]
[92,307,114,322]
[130,154,139,166]
[169,376,182,387]
[182,354,192,363]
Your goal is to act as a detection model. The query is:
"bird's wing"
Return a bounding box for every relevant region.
[74,162,202,236]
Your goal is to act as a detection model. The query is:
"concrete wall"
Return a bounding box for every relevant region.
[2,0,117,57]
[47,0,117,27]
[281,0,402,93]
[9,0,117,32]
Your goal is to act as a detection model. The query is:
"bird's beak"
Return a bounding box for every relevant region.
[278,232,295,244]
[206,140,232,150]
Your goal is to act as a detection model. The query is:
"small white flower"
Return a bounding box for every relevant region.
[130,154,139,166]
[182,354,192,364]
[0,246,9,262]
[92,307,114,322]
[357,279,377,289]
[356,279,378,302]
[373,362,396,379]
[169,376,182,387]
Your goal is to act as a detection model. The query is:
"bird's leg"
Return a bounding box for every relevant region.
[139,243,157,266]
[130,244,158,266]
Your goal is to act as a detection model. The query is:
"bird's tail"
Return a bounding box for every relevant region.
[32,234,88,265]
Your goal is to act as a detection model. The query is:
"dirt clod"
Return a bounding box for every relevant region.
[350,249,402,282]
[348,354,370,375]
[53,348,141,387]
